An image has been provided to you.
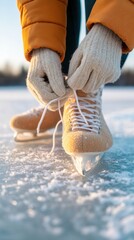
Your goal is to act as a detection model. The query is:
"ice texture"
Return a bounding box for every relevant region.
[0,87,134,240]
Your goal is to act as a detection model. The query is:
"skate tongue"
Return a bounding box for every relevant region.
[77,90,87,97]
[76,90,96,107]
[77,90,98,98]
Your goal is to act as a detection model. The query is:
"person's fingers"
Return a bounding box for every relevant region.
[27,76,58,105]
[68,48,83,77]
[68,58,91,90]
[27,55,59,101]
[40,50,66,97]
[27,69,53,94]
[82,70,100,93]
[105,68,121,84]
[47,60,66,97]
[48,88,73,111]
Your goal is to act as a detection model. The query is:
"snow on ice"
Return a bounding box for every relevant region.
[0,87,134,240]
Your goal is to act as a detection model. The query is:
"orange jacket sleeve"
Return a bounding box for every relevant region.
[17,0,68,61]
[87,0,134,53]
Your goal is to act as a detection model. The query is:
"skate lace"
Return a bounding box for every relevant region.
[37,97,64,154]
[37,89,101,153]
[66,90,101,134]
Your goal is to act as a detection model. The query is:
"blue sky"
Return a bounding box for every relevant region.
[0,0,134,72]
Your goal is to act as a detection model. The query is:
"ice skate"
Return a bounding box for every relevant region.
[62,88,113,175]
[10,106,62,142]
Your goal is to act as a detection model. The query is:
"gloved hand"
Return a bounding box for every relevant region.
[26,48,67,110]
[68,24,122,93]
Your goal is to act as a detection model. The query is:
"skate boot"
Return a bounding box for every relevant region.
[62,88,113,175]
[10,106,62,142]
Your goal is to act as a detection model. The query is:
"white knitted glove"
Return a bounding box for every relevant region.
[68,24,122,93]
[26,48,67,110]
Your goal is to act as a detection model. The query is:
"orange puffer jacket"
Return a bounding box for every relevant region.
[17,0,134,62]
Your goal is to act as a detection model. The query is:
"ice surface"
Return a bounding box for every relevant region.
[0,87,134,240]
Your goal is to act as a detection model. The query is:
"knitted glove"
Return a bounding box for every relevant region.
[68,24,122,93]
[26,48,67,110]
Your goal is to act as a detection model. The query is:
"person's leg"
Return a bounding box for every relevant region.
[120,54,128,68]
[85,0,96,18]
[62,0,81,75]
[85,0,128,68]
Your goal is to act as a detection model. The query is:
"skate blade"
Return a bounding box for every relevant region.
[71,152,103,176]
[14,130,62,143]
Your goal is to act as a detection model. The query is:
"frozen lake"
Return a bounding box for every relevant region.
[0,87,134,240]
